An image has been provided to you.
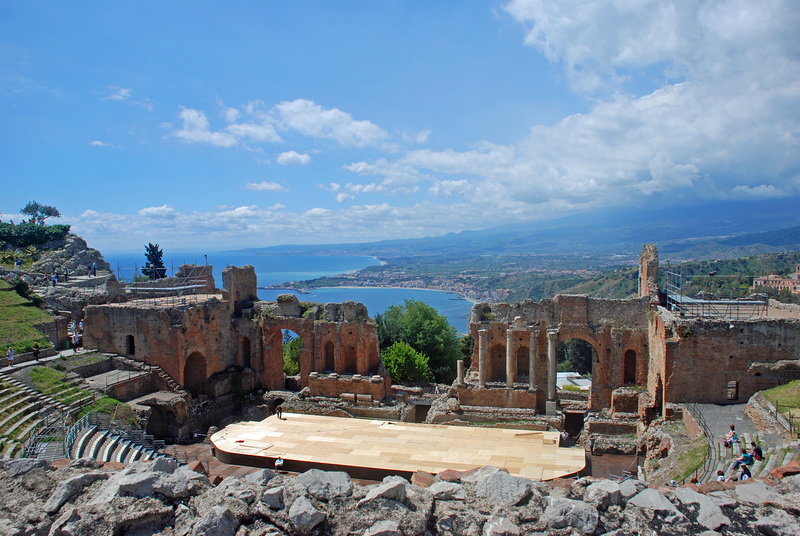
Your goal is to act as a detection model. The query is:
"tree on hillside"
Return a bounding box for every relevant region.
[142,243,167,279]
[375,299,460,383]
[382,341,433,382]
[20,201,61,225]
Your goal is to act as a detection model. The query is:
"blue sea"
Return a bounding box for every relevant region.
[103,251,474,334]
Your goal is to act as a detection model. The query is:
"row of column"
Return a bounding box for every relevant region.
[474,327,559,402]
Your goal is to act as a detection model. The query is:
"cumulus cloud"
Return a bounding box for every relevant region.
[272,99,388,147]
[276,151,312,165]
[171,107,238,147]
[245,181,288,192]
[169,98,388,150]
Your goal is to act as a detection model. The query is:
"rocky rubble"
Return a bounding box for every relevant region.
[1,455,800,536]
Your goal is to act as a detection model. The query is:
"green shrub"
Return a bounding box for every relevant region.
[0,222,70,248]
[382,341,433,382]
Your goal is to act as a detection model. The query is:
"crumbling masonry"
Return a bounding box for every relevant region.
[83,246,800,428]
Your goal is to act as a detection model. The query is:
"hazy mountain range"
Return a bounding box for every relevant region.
[231,197,800,262]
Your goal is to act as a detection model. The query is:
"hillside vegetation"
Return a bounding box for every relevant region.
[0,280,51,353]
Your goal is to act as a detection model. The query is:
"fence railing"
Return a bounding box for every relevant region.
[682,400,717,483]
[774,403,799,438]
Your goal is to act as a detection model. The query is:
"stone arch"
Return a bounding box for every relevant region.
[490,344,505,381]
[241,336,251,369]
[624,349,637,385]
[343,345,357,374]
[324,341,335,372]
[516,346,529,382]
[184,352,207,397]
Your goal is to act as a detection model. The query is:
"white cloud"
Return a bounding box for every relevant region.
[138,205,179,218]
[276,150,312,165]
[429,180,471,199]
[273,99,389,147]
[245,181,288,192]
[103,86,153,111]
[171,107,238,147]
[225,122,282,143]
[89,140,118,148]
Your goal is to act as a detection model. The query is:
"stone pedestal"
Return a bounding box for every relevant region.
[546,400,559,416]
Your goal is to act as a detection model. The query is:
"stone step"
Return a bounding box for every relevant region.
[4,410,44,440]
[0,401,43,433]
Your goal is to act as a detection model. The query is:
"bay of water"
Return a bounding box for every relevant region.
[103,251,474,334]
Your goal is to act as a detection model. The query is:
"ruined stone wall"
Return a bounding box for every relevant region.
[456,385,540,409]
[651,309,800,405]
[467,295,650,410]
[307,373,390,400]
[638,243,659,302]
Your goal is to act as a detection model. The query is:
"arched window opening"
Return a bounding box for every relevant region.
[282,330,303,376]
[184,352,207,397]
[126,335,135,356]
[556,338,595,396]
[624,349,637,384]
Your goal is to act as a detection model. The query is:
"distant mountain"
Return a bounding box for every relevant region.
[229,197,800,260]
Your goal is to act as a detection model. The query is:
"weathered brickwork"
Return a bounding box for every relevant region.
[84,265,388,401]
[466,244,800,417]
[467,294,650,411]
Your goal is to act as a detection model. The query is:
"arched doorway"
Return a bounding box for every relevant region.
[282,330,303,376]
[516,346,529,382]
[184,352,207,397]
[324,341,335,372]
[624,349,637,384]
[241,337,251,369]
[490,344,505,381]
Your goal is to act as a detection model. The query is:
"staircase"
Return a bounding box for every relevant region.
[67,412,168,463]
[707,433,795,482]
[0,372,72,458]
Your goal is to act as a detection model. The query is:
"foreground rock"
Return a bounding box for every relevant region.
[1,456,799,535]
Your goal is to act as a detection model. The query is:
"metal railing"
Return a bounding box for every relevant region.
[774,403,799,438]
[682,400,717,483]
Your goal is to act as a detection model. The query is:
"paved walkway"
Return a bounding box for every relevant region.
[695,403,780,448]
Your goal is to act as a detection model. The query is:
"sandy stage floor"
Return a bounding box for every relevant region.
[211,413,585,481]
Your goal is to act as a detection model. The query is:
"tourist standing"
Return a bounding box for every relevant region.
[33,343,40,361]
[6,347,14,365]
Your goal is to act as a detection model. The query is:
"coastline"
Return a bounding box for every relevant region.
[262,284,478,305]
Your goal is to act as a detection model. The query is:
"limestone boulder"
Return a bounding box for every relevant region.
[297,468,353,502]
[475,471,532,507]
[289,495,326,534]
[543,496,599,535]
[192,505,238,536]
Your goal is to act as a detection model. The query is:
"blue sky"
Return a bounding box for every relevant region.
[2,1,799,252]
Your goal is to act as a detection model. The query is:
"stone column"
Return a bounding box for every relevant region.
[547,329,558,401]
[506,328,515,388]
[478,329,488,388]
[335,324,342,374]
[529,329,538,390]
[457,360,465,385]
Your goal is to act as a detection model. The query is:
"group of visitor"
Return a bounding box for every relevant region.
[720,424,763,481]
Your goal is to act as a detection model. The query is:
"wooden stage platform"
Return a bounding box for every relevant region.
[210,413,586,481]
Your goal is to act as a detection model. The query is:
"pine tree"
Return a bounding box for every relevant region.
[143,243,167,279]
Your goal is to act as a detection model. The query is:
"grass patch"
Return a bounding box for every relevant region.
[80,396,136,426]
[763,380,800,410]
[673,434,708,482]
[561,384,583,392]
[0,280,51,353]
[28,366,92,404]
